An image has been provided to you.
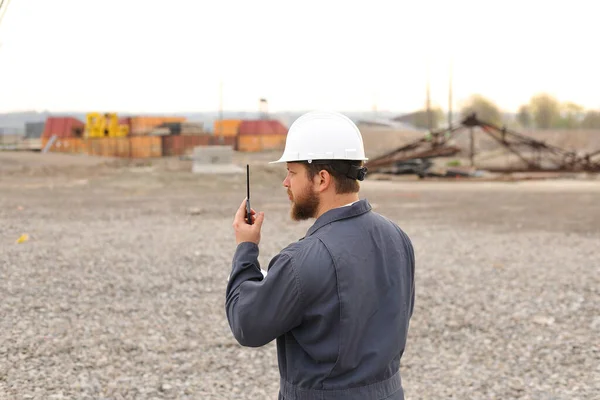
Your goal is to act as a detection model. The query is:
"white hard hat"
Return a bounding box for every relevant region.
[270,111,368,164]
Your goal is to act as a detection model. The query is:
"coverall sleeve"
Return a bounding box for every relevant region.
[225,242,304,347]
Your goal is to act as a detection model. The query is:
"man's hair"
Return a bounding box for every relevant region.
[303,160,363,194]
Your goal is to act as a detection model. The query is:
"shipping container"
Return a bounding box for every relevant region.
[41,136,160,158]
[71,138,86,154]
[234,119,287,152]
[184,135,211,151]
[124,116,187,136]
[63,138,81,154]
[42,117,85,139]
[180,122,205,135]
[155,122,182,135]
[85,137,130,157]
[161,135,181,156]
[86,138,106,156]
[41,137,80,153]
[84,137,157,158]
[150,122,204,136]
[213,119,242,136]
[130,136,162,158]
[162,135,212,156]
[238,120,287,136]
[210,135,236,146]
[237,134,287,152]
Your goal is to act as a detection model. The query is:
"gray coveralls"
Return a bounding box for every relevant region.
[226,199,415,400]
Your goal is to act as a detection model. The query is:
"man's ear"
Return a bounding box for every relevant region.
[315,169,332,192]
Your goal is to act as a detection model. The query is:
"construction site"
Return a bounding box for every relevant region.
[1,113,599,399]
[1,0,599,397]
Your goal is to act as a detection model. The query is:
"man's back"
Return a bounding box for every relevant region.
[275,199,415,399]
[227,111,415,400]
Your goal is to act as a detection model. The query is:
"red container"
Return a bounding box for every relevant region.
[161,136,180,156]
[42,117,85,139]
[238,120,287,136]
[162,135,212,156]
[210,135,236,146]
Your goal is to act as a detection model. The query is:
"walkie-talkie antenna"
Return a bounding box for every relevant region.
[246,164,250,199]
[245,164,253,225]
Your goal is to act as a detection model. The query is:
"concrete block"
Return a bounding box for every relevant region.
[191,145,244,174]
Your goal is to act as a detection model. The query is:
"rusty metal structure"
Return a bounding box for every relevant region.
[367,113,600,174]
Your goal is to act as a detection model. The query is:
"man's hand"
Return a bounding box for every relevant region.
[232,198,265,245]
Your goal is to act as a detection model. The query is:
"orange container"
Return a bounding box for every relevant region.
[75,138,88,154]
[213,119,242,136]
[64,138,84,154]
[92,137,130,157]
[66,138,81,154]
[261,134,287,151]
[127,116,187,136]
[42,136,161,158]
[40,137,77,155]
[116,138,130,157]
[237,134,287,152]
[51,137,79,153]
[237,135,260,152]
[86,138,104,156]
[110,137,130,157]
[130,136,162,158]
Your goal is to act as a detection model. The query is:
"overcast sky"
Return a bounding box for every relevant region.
[0,0,598,114]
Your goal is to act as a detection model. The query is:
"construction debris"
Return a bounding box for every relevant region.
[366,114,600,177]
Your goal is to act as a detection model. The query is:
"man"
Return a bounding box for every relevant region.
[226,111,415,400]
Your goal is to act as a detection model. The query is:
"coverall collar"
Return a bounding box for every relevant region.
[304,198,372,238]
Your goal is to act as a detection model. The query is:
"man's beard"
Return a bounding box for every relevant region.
[289,187,320,221]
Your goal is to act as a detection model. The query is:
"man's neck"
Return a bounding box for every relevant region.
[315,194,360,219]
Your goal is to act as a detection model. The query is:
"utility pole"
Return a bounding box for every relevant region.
[259,98,268,119]
[448,58,453,129]
[426,62,432,132]
[218,80,223,136]
[470,127,475,167]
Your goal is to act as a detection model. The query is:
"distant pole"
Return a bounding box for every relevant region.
[470,127,475,167]
[448,58,453,129]
[259,98,268,119]
[426,63,432,132]
[218,80,223,136]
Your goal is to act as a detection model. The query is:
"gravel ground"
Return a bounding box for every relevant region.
[1,153,599,399]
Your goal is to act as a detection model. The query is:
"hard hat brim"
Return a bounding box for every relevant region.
[269,155,369,164]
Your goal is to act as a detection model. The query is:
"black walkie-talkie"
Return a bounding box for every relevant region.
[246,164,253,225]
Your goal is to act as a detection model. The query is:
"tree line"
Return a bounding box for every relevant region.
[411,93,600,130]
